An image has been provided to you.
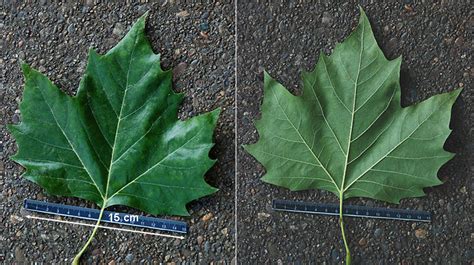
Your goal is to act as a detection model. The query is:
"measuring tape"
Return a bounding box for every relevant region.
[272,199,431,222]
[24,199,188,234]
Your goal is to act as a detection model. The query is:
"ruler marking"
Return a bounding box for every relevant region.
[26,215,184,239]
[23,199,187,234]
[272,199,431,222]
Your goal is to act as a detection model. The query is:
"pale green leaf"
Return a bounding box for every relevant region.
[245,9,459,203]
[244,9,460,264]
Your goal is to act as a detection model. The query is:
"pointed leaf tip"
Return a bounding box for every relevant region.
[140,11,150,19]
[209,107,221,125]
[20,62,31,75]
[134,11,149,30]
[212,107,222,116]
[451,87,463,98]
[358,6,369,25]
[263,70,276,87]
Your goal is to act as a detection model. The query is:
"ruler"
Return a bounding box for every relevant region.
[24,199,188,234]
[272,199,431,222]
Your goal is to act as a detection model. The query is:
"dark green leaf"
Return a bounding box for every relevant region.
[9,14,220,217]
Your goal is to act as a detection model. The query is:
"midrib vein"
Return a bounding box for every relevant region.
[104,33,139,201]
[340,22,365,195]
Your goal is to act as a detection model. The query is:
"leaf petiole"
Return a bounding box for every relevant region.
[339,194,351,265]
[72,202,107,265]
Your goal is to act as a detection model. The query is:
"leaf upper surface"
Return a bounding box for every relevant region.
[245,9,460,203]
[10,14,219,216]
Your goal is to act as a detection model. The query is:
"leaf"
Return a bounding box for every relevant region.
[244,8,460,264]
[245,8,459,203]
[9,13,219,262]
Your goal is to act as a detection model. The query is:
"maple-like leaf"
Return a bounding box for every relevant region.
[9,13,219,263]
[244,8,460,264]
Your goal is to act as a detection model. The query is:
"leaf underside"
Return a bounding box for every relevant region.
[9,14,219,216]
[245,9,460,203]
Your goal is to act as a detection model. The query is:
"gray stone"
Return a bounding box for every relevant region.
[374,228,384,238]
[125,253,134,263]
[113,23,124,36]
[67,24,75,34]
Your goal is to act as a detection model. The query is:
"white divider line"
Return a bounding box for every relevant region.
[26,215,185,240]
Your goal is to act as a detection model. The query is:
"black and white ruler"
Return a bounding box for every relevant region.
[24,199,188,234]
[272,199,431,222]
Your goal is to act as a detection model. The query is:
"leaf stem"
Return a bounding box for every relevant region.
[339,195,351,265]
[72,203,106,265]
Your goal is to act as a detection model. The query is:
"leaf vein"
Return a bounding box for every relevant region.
[320,57,351,113]
[19,159,83,169]
[252,149,322,167]
[270,88,339,188]
[344,93,455,192]
[36,85,104,199]
[308,72,347,156]
[109,126,205,199]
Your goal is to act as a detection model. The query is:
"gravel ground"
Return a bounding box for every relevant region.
[1,1,234,263]
[1,0,473,264]
[237,1,472,264]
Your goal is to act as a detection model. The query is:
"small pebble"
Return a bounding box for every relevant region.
[374,228,384,238]
[321,12,333,24]
[331,248,340,262]
[221,228,228,236]
[125,253,134,263]
[201,212,213,222]
[201,12,209,19]
[454,36,464,46]
[173,62,188,79]
[257,212,270,219]
[12,113,20,123]
[176,10,189,18]
[15,247,25,263]
[199,22,210,32]
[67,24,75,34]
[204,241,210,253]
[415,228,428,239]
[18,51,25,60]
[113,23,124,36]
